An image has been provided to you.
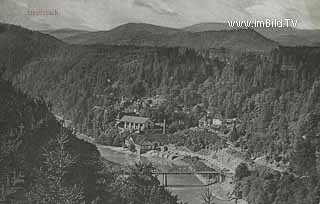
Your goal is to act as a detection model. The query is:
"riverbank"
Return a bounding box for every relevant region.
[58,116,238,203]
[76,133,238,204]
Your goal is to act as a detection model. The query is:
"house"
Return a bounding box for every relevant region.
[125,135,158,154]
[144,95,166,107]
[212,119,222,126]
[119,115,154,131]
[135,141,157,153]
[199,116,222,129]
[223,118,241,128]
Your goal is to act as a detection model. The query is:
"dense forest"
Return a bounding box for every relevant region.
[0,79,101,203]
[234,163,320,204]
[0,79,180,203]
[1,23,320,204]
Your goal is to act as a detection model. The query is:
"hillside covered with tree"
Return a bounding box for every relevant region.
[0,79,102,203]
[0,78,180,204]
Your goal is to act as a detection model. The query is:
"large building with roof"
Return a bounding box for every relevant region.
[119,115,154,131]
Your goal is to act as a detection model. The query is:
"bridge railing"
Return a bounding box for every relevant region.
[152,171,226,187]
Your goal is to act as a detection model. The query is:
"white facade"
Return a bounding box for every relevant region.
[121,116,154,131]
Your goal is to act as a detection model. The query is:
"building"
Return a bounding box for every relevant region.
[223,118,241,128]
[199,116,222,129]
[125,136,159,154]
[120,115,154,131]
[135,141,157,154]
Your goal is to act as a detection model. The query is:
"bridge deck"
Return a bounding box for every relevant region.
[165,181,218,188]
[152,171,221,175]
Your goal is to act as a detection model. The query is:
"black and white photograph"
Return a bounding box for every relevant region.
[0,0,320,204]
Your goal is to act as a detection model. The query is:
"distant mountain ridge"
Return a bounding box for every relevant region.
[40,22,320,48]
[183,22,320,47]
[183,22,234,32]
[40,28,91,41]
[57,23,278,52]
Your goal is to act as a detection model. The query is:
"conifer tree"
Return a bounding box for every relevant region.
[26,133,84,204]
[201,188,216,204]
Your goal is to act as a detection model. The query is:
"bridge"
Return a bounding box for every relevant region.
[151,171,226,187]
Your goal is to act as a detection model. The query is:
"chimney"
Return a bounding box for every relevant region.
[163,119,166,135]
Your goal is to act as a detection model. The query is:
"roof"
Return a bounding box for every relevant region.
[212,119,222,125]
[140,141,154,146]
[120,115,151,124]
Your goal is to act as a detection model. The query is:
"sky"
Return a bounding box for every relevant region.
[0,0,319,30]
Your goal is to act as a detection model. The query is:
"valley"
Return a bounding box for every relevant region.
[0,22,319,204]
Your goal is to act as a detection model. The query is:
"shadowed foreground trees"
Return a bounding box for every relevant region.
[0,80,181,204]
[25,133,84,204]
[95,162,181,204]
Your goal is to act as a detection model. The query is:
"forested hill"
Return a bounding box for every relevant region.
[0,79,103,203]
[59,23,278,52]
[0,79,180,204]
[0,23,65,79]
[183,22,320,47]
[0,24,188,204]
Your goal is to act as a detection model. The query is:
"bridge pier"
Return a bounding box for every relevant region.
[162,174,168,187]
[162,174,164,186]
[165,174,167,187]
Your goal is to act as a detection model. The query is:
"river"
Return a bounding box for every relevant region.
[78,134,233,204]
[97,143,205,203]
